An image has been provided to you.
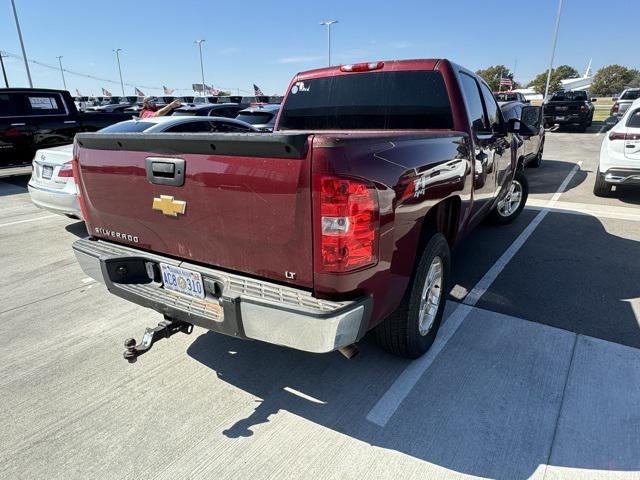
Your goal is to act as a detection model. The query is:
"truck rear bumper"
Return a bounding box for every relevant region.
[73,238,371,353]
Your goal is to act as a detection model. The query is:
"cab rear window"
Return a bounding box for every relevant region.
[278,71,453,130]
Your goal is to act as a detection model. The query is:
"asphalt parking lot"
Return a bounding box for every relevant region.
[1,125,639,480]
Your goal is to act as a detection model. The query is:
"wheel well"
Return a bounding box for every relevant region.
[418,196,461,251]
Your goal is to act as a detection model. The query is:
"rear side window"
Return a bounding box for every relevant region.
[213,121,253,133]
[171,110,198,116]
[479,82,502,130]
[236,112,274,125]
[621,90,640,100]
[550,91,587,101]
[278,71,453,130]
[99,121,155,133]
[25,93,66,115]
[0,93,25,117]
[459,73,487,132]
[627,109,640,128]
[164,121,213,133]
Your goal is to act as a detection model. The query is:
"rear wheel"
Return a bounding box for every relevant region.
[593,167,612,197]
[375,233,450,359]
[488,170,529,225]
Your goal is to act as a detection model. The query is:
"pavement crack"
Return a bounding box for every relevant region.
[541,332,579,479]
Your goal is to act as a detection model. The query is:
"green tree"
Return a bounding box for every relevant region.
[629,71,640,89]
[216,91,231,96]
[528,64,579,95]
[591,65,638,95]
[475,65,513,91]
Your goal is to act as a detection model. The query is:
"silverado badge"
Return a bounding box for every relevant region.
[152,195,186,217]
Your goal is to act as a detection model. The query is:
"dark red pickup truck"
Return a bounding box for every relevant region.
[72,59,537,360]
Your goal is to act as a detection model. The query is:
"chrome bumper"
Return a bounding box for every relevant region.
[604,169,640,185]
[73,238,371,353]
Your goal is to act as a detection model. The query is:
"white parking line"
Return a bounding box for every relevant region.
[366,162,583,427]
[0,215,57,228]
[526,198,640,222]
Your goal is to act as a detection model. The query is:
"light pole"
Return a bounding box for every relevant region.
[0,52,9,87]
[195,40,206,96]
[113,48,124,96]
[10,0,32,87]
[56,56,67,91]
[319,20,338,67]
[543,0,564,100]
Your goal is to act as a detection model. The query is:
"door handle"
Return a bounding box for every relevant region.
[64,120,78,124]
[145,157,185,186]
[10,122,26,127]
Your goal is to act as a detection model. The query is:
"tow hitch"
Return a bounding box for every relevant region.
[123,316,193,363]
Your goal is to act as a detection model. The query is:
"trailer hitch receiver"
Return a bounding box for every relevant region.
[123,316,193,363]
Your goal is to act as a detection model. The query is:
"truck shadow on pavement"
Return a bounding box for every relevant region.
[187,202,640,479]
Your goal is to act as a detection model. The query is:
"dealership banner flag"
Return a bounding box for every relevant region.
[102,88,112,96]
[163,85,175,95]
[253,84,264,96]
[207,86,220,95]
[75,88,82,96]
[135,87,145,96]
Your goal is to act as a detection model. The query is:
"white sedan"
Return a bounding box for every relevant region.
[595,98,640,197]
[28,116,257,218]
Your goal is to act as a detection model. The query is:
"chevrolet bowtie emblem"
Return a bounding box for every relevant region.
[152,195,186,217]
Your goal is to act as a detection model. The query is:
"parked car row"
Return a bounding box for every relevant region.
[542,90,595,132]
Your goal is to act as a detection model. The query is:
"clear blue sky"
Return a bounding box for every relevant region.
[1,0,638,96]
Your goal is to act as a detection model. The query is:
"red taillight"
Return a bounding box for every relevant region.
[611,103,619,115]
[57,162,74,177]
[608,131,626,141]
[580,104,588,113]
[313,175,378,273]
[340,61,384,73]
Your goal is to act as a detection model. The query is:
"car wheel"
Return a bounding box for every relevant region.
[530,140,544,168]
[375,233,450,359]
[593,167,612,197]
[488,170,529,225]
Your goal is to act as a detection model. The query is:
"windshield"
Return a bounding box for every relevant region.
[549,91,588,101]
[278,71,453,130]
[621,90,640,100]
[236,112,275,125]
[99,121,155,133]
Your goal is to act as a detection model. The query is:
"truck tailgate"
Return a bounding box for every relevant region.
[75,132,314,288]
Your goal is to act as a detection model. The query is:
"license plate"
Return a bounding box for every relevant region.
[557,106,568,111]
[555,116,567,121]
[160,263,205,299]
[42,165,53,179]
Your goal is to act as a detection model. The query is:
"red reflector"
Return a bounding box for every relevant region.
[313,175,378,273]
[71,157,89,220]
[340,62,384,73]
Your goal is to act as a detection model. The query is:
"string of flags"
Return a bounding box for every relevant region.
[79,83,268,97]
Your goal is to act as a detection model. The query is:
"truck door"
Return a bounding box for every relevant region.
[458,72,500,222]
[478,81,511,190]
[23,91,78,150]
[0,92,34,167]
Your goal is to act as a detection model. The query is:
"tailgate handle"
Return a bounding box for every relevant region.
[145,157,185,186]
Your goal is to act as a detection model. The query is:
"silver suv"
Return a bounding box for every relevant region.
[611,88,640,118]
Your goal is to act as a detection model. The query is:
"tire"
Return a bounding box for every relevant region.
[375,233,450,359]
[593,167,612,197]
[488,170,529,225]
[529,140,544,168]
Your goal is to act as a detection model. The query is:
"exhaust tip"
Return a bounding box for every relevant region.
[338,344,359,359]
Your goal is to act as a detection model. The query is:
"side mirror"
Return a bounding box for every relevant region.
[591,98,597,102]
[507,105,541,136]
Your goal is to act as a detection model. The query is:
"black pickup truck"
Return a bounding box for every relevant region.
[1,88,132,169]
[542,90,595,132]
